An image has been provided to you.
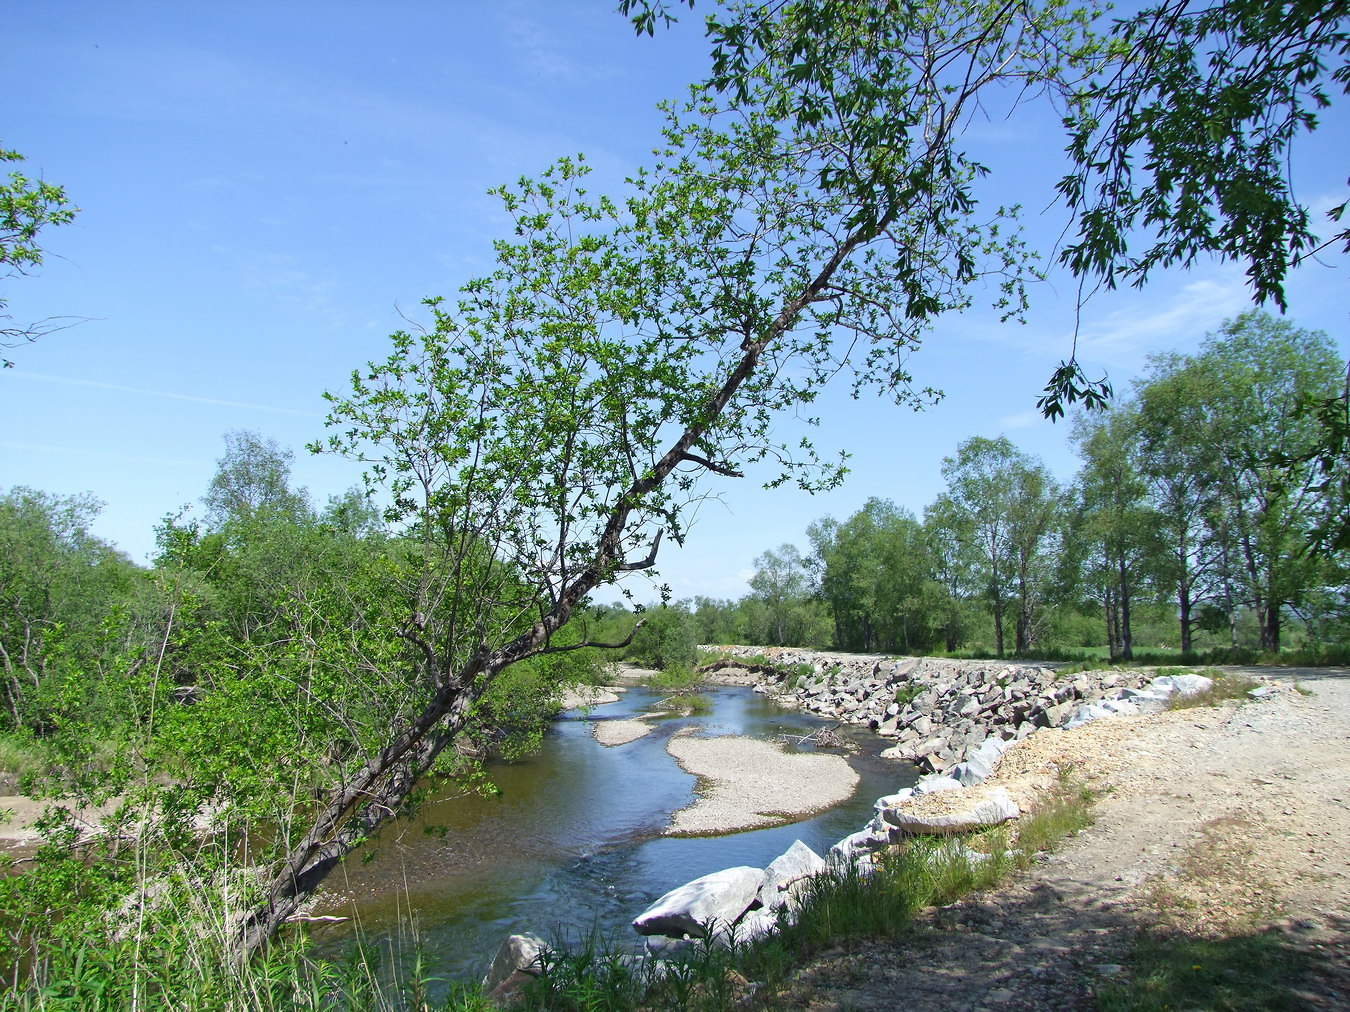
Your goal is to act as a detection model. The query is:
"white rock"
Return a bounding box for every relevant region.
[482,933,548,996]
[1149,673,1214,697]
[758,840,826,909]
[913,775,963,796]
[720,907,779,946]
[882,786,1021,834]
[1063,702,1114,729]
[632,866,766,938]
[873,789,915,811]
[829,827,892,864]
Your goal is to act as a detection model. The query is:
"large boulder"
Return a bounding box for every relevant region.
[912,774,964,796]
[721,907,780,946]
[1063,702,1115,729]
[482,933,548,1001]
[829,826,893,864]
[1150,673,1214,698]
[947,735,1012,786]
[632,866,765,938]
[758,840,827,910]
[880,785,1020,835]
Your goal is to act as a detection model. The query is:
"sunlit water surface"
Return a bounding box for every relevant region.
[312,685,917,983]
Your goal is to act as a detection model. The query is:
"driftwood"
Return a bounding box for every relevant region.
[791,723,849,750]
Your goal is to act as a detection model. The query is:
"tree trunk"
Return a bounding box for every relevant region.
[991,593,1005,658]
[1104,584,1119,661]
[1177,577,1192,654]
[1117,554,1133,661]
[233,197,895,960]
[1260,598,1281,651]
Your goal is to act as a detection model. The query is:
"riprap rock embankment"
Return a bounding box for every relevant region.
[701,646,1161,774]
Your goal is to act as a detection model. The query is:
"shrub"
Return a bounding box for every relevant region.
[627,606,698,671]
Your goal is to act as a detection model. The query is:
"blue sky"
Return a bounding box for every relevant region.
[4,1,1347,604]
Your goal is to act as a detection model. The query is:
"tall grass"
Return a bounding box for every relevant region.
[512,777,1097,1010]
[1,767,1097,1011]
[0,817,487,1012]
[642,664,704,692]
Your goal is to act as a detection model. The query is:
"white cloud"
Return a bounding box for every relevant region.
[1072,271,1252,365]
[236,252,347,330]
[501,1,617,85]
[12,371,320,417]
[998,409,1043,429]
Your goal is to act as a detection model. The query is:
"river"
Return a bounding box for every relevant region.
[311,683,917,983]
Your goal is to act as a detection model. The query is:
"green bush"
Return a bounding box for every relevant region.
[627,605,698,671]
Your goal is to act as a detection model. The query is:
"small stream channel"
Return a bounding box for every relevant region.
[312,684,917,984]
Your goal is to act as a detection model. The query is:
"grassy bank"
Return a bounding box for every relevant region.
[1,775,1092,1012]
[510,775,1096,1011]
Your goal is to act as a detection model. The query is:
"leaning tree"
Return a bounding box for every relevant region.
[236,0,1103,952]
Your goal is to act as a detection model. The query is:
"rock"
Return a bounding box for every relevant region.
[1149,673,1214,697]
[914,735,949,758]
[1100,698,1140,717]
[948,735,1012,786]
[1063,702,1115,729]
[722,907,779,946]
[1120,685,1171,706]
[632,866,766,938]
[874,789,915,812]
[482,933,548,1000]
[1038,702,1071,727]
[829,826,892,864]
[913,775,964,796]
[881,785,1020,835]
[644,933,697,958]
[759,840,827,909]
[1247,685,1276,699]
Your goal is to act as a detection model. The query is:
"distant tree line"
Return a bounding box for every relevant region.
[598,313,1348,663]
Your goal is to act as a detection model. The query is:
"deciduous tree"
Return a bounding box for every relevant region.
[237,0,1095,953]
[1,146,76,368]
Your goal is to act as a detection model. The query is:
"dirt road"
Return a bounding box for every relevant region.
[784,667,1350,1010]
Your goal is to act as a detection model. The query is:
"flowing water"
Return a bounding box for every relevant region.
[312,685,917,983]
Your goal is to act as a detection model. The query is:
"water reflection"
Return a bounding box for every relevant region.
[313,685,916,983]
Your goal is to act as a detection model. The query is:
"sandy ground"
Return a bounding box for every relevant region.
[664,729,859,835]
[591,718,656,746]
[780,666,1350,1010]
[0,796,121,851]
[557,684,624,710]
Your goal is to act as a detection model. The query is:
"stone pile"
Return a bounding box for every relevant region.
[481,653,1224,997]
[706,647,1159,774]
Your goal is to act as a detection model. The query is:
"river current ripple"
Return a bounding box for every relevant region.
[313,685,915,983]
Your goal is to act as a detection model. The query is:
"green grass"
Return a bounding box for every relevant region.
[652,692,713,716]
[893,682,923,706]
[514,775,1099,1010]
[643,664,705,691]
[1008,778,1095,860]
[1097,929,1313,1011]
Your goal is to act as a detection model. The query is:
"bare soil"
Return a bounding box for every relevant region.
[778,667,1350,1010]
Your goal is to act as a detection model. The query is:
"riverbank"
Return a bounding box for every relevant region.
[765,663,1350,1010]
